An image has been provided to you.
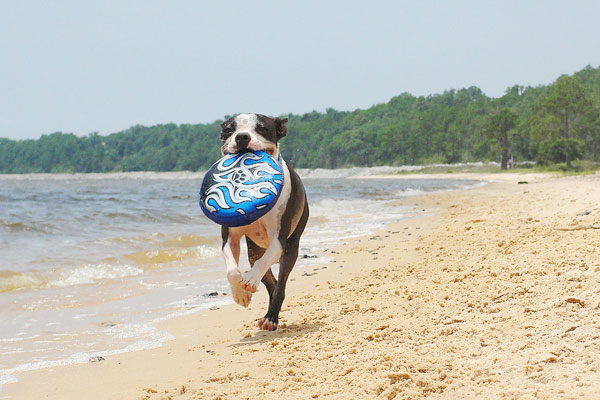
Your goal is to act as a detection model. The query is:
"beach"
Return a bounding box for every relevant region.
[4,171,600,399]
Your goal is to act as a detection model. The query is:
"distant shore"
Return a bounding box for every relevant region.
[4,171,600,399]
[359,171,553,182]
[2,159,598,181]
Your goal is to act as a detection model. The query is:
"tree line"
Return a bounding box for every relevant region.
[1,65,599,173]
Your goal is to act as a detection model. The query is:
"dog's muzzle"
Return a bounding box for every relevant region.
[235,132,251,149]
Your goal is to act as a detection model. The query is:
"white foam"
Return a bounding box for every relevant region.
[0,322,175,389]
[0,292,243,390]
[395,180,488,198]
[0,338,24,343]
[48,263,144,288]
[0,373,18,387]
[0,263,145,293]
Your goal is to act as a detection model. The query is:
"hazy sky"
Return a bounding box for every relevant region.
[1,1,599,140]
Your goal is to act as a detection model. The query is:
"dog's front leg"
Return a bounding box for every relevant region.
[240,238,282,293]
[222,227,252,307]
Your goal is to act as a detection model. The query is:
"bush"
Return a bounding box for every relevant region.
[536,138,584,165]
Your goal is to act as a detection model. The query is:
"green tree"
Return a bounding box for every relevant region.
[542,75,594,166]
[487,108,518,169]
[1,65,600,173]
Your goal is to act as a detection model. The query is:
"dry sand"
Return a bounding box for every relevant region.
[4,172,600,399]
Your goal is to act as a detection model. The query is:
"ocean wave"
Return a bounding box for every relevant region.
[0,171,207,181]
[0,263,144,293]
[0,241,220,292]
[48,264,144,288]
[305,197,410,244]
[95,233,216,248]
[0,270,46,293]
[123,245,220,268]
[393,180,488,198]
[162,234,215,248]
[0,220,58,234]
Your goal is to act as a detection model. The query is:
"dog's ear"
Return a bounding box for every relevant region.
[220,117,235,139]
[275,118,288,138]
[220,117,234,131]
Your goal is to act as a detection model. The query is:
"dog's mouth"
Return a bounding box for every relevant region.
[222,144,277,156]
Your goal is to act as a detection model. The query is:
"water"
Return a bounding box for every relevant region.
[0,171,483,387]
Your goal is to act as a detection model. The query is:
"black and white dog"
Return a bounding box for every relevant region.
[219,113,309,331]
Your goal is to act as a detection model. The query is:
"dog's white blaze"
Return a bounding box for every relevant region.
[233,113,260,149]
[235,113,258,131]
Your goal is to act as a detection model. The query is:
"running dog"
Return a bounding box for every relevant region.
[219,113,309,331]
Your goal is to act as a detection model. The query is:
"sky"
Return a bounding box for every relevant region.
[1,1,599,140]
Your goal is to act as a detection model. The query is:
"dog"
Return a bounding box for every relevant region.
[218,113,309,331]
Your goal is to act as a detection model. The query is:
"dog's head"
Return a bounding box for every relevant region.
[220,113,288,157]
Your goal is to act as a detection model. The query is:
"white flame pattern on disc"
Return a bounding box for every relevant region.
[202,152,282,214]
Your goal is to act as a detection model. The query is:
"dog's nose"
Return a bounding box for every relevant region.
[235,132,251,148]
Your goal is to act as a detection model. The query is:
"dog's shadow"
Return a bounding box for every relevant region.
[231,321,323,347]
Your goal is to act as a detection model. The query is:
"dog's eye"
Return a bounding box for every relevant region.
[256,126,266,134]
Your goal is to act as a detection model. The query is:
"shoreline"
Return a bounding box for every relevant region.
[358,171,555,182]
[0,174,474,389]
[1,174,469,398]
[4,171,600,399]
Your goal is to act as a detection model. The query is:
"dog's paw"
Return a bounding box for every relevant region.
[228,270,252,307]
[240,271,259,293]
[258,317,278,331]
[239,279,257,293]
[231,285,252,307]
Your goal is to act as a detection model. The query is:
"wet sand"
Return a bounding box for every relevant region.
[4,172,600,399]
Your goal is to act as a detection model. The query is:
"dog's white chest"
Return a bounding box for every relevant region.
[228,159,291,248]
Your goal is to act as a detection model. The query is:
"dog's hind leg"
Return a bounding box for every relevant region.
[261,269,277,305]
[256,241,298,331]
[258,200,309,331]
[246,237,277,305]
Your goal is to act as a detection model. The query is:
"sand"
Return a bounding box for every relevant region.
[4,172,600,399]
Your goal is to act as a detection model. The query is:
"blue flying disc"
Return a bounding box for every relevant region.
[199,150,285,227]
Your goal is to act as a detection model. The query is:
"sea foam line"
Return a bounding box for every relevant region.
[0,296,235,390]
